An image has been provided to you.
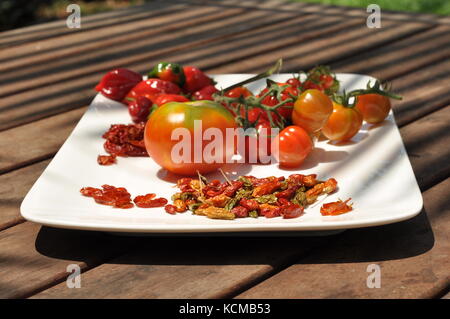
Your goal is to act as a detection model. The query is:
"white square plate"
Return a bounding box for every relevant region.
[21,74,423,233]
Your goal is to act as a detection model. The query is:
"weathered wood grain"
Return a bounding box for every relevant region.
[236,177,450,299]
[188,0,449,25]
[331,25,450,81]
[401,106,450,190]
[0,222,138,299]
[211,20,434,73]
[0,9,296,130]
[0,161,49,231]
[30,232,328,299]
[0,5,232,76]
[0,108,86,174]
[0,0,448,300]
[0,1,187,49]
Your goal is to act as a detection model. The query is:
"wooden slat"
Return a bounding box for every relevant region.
[30,232,328,299]
[0,161,49,230]
[0,1,187,48]
[0,108,85,174]
[0,222,138,299]
[390,60,450,127]
[236,177,450,299]
[331,25,450,81]
[0,8,297,97]
[156,15,365,72]
[188,0,449,25]
[0,9,297,131]
[210,20,434,73]
[0,4,224,75]
[401,106,450,190]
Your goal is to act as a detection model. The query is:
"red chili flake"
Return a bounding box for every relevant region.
[222,181,243,197]
[80,185,134,209]
[252,181,281,196]
[260,205,282,218]
[239,198,259,211]
[320,198,353,216]
[102,123,148,157]
[134,194,168,208]
[275,185,299,199]
[231,206,249,218]
[97,154,117,166]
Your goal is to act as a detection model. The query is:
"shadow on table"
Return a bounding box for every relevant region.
[34,208,434,267]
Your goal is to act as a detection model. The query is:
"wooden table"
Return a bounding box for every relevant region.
[0,0,449,299]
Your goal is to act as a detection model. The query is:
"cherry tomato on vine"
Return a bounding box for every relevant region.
[292,89,333,133]
[153,94,189,107]
[124,79,181,104]
[355,94,392,124]
[225,86,253,98]
[271,125,313,168]
[286,77,302,88]
[322,102,363,142]
[145,101,236,175]
[148,62,185,87]
[303,81,323,91]
[319,74,334,90]
[192,85,219,101]
[95,68,142,102]
[182,66,214,93]
[259,83,298,121]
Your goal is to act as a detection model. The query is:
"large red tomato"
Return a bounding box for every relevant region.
[145,101,237,175]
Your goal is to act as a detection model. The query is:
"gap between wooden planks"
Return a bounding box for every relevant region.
[0,104,448,298]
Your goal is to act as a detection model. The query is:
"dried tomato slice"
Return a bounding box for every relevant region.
[97,154,117,165]
[102,123,148,157]
[134,194,168,208]
[80,185,134,209]
[320,198,353,216]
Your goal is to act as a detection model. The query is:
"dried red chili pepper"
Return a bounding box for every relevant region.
[252,181,281,197]
[281,203,304,219]
[95,68,142,102]
[164,204,177,215]
[239,198,259,211]
[231,206,249,218]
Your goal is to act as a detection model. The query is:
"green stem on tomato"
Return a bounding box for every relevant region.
[222,59,283,92]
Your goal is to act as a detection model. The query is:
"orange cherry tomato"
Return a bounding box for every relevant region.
[355,94,391,124]
[322,102,363,142]
[271,125,313,168]
[144,101,237,176]
[292,89,333,133]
